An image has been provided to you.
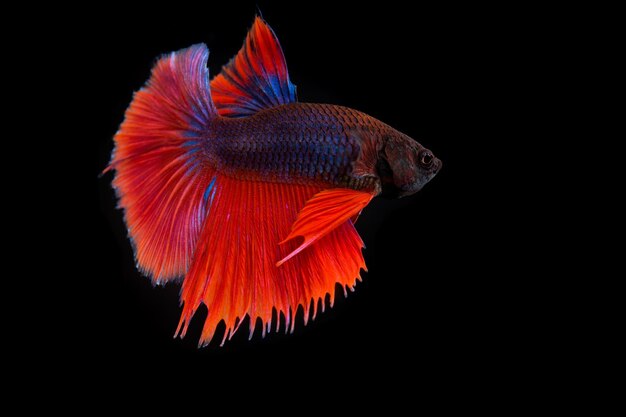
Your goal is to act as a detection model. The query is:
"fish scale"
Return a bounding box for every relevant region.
[210,102,386,187]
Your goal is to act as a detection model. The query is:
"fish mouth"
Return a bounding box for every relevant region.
[434,158,442,174]
[398,159,442,198]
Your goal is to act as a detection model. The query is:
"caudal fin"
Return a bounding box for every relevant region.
[109,44,217,283]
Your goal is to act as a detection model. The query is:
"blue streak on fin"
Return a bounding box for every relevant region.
[204,176,217,203]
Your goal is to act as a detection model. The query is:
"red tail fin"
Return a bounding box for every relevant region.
[110,44,217,283]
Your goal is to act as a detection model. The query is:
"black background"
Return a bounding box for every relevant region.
[88,2,529,375]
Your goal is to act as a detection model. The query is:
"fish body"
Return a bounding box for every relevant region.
[205,102,439,195]
[108,17,440,346]
[208,103,377,189]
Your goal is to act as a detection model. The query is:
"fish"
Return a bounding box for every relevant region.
[107,16,441,347]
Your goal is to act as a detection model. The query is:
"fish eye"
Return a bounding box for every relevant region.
[420,151,434,167]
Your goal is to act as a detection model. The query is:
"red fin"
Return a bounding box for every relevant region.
[175,178,366,347]
[110,44,217,283]
[210,16,297,118]
[276,189,374,267]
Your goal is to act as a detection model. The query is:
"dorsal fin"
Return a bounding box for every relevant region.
[210,16,297,117]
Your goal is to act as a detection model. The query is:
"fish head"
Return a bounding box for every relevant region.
[378,132,442,198]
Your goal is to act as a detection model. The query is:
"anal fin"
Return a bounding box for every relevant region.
[175,178,368,346]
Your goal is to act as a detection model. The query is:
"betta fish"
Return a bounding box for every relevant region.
[107,16,441,346]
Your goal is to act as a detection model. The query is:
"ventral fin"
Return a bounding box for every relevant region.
[210,16,297,117]
[277,189,374,267]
